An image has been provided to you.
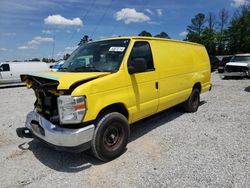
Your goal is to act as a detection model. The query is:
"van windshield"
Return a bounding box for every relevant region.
[230,55,250,63]
[60,39,130,72]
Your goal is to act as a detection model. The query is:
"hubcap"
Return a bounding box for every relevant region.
[104,125,121,148]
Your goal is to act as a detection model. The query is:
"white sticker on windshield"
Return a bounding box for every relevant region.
[109,47,125,52]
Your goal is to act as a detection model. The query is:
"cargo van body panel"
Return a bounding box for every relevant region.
[149,40,210,113]
[127,71,159,122]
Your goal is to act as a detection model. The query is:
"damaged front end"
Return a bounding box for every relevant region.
[22,74,62,124]
[17,74,95,152]
[223,63,250,77]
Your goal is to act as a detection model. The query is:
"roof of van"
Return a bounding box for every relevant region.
[94,36,203,47]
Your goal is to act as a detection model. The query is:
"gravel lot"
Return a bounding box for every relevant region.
[0,73,249,188]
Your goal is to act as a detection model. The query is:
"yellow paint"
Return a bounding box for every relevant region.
[30,71,110,90]
[24,36,211,125]
[71,37,211,124]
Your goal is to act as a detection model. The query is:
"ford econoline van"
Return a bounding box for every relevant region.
[16,37,211,161]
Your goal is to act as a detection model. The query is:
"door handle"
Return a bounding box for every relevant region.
[155,81,159,90]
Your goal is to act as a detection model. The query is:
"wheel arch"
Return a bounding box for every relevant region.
[96,103,129,121]
[193,82,202,93]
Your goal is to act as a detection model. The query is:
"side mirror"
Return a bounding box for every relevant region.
[128,58,147,74]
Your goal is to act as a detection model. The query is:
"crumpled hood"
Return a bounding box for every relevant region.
[22,71,110,90]
[226,62,250,67]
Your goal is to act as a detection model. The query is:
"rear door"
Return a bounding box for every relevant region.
[0,64,13,84]
[128,41,159,121]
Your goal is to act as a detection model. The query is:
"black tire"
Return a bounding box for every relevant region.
[183,88,200,113]
[92,112,130,162]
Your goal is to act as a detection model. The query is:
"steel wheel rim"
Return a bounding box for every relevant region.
[103,124,123,151]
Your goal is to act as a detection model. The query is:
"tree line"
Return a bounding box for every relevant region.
[135,5,250,56]
[10,58,56,63]
[186,5,250,55]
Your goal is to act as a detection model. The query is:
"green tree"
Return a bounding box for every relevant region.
[186,13,206,43]
[42,58,47,62]
[78,35,90,45]
[217,8,229,54]
[218,8,229,33]
[154,32,170,38]
[227,6,250,54]
[207,12,216,30]
[201,28,217,55]
[186,6,250,55]
[29,58,40,62]
[138,30,152,37]
[186,12,219,55]
[42,58,55,63]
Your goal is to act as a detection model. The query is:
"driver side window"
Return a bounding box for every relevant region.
[0,64,10,72]
[129,41,154,71]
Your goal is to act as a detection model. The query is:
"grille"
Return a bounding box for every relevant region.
[225,65,248,72]
[34,90,59,121]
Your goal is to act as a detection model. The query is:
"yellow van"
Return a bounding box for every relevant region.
[16,36,211,161]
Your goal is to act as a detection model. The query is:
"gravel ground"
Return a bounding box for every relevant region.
[0,73,249,188]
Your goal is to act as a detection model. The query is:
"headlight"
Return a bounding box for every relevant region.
[57,96,86,124]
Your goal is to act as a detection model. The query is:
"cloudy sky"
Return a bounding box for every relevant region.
[0,0,249,61]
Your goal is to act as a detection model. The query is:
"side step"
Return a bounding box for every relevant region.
[16,128,33,138]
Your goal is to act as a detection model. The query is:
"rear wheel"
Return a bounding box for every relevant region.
[183,88,200,113]
[92,112,130,161]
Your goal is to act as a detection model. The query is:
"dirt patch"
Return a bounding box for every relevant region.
[6,149,27,160]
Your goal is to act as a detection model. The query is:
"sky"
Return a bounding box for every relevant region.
[0,0,249,61]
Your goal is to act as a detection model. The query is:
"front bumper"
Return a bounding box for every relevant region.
[18,111,95,152]
[218,66,224,73]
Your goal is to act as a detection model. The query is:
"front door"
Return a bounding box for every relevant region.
[128,41,159,121]
[0,64,12,84]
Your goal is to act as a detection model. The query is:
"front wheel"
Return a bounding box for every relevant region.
[91,112,130,161]
[183,88,200,113]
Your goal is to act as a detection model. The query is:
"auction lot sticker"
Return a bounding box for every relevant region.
[109,47,125,52]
